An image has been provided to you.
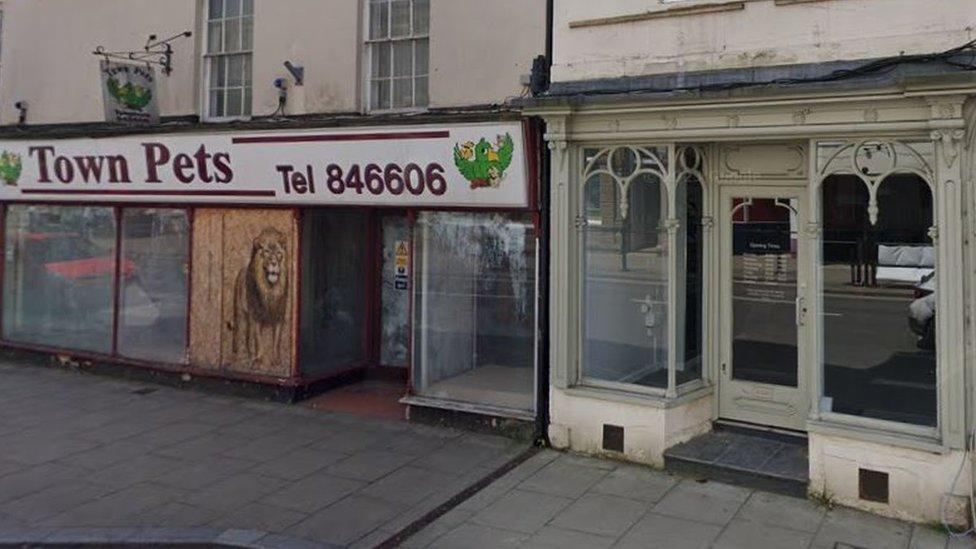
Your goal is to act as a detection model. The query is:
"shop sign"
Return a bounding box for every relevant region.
[0,122,530,208]
[100,61,160,125]
[393,240,409,290]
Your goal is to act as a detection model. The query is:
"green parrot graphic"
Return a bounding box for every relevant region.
[453,133,514,189]
[0,151,22,186]
[107,76,153,110]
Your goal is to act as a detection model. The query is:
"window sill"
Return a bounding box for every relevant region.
[562,382,713,409]
[569,1,748,29]
[400,394,536,421]
[807,415,946,455]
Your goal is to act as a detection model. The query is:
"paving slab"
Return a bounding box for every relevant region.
[548,492,647,537]
[713,518,815,549]
[652,478,752,525]
[470,488,573,534]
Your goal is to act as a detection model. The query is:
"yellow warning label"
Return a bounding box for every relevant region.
[395,241,409,256]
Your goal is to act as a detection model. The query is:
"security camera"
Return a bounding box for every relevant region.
[14,100,27,110]
[14,101,28,125]
[273,78,287,90]
[283,61,304,86]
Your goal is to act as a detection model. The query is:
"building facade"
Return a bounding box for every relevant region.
[526,0,976,525]
[0,0,547,430]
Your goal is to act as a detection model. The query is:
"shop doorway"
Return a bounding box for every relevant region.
[717,186,810,431]
[298,208,410,420]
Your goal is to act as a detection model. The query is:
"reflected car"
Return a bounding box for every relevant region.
[908,271,935,350]
[17,232,160,328]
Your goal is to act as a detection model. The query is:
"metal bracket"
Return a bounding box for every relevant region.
[93,31,192,76]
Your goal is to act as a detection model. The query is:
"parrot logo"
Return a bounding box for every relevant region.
[453,133,514,189]
[0,151,22,186]
[107,76,153,111]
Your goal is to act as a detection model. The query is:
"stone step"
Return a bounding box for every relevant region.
[663,426,809,498]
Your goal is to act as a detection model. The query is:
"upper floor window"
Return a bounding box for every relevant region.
[367,0,429,111]
[205,0,253,119]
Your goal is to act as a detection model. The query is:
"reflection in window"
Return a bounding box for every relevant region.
[821,174,937,426]
[300,210,368,377]
[117,209,190,363]
[413,212,536,411]
[2,205,117,353]
[730,198,798,386]
[680,173,704,383]
[582,147,671,388]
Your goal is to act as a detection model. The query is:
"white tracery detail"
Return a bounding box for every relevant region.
[816,138,935,225]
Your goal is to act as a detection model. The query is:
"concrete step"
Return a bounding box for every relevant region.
[663,426,809,498]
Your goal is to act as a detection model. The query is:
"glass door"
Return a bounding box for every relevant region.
[718,187,809,431]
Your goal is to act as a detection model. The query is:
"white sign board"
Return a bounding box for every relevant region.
[0,122,531,208]
[100,61,160,125]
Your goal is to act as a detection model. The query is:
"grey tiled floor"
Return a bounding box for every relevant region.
[406,450,968,549]
[0,357,527,547]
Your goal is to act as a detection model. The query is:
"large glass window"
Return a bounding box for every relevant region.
[579,145,704,392]
[413,212,536,412]
[820,173,937,426]
[206,0,253,118]
[117,209,190,364]
[3,205,117,353]
[367,0,429,110]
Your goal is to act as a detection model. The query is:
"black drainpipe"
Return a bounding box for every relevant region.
[533,0,554,447]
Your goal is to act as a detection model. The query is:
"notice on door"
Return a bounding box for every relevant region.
[394,240,409,290]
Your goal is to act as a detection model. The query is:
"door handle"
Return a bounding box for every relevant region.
[795,295,806,326]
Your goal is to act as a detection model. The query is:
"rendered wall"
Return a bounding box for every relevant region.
[0,0,198,125]
[189,208,298,379]
[552,0,976,82]
[0,0,545,125]
[548,388,713,467]
[808,432,971,525]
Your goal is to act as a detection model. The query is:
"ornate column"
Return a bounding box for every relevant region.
[544,113,574,390]
[931,115,967,448]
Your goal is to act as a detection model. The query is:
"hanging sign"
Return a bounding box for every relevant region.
[0,121,530,209]
[100,60,160,125]
[393,240,409,290]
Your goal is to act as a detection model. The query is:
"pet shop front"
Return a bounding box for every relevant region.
[0,119,541,422]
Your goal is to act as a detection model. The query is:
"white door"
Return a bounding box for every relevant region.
[718,186,809,431]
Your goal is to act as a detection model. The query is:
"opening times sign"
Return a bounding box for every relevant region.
[0,122,530,208]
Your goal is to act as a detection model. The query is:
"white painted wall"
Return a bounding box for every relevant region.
[552,0,976,82]
[0,0,199,125]
[549,388,713,467]
[809,433,971,525]
[0,0,545,125]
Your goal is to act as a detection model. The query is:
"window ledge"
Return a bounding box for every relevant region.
[562,383,713,409]
[807,417,947,455]
[400,394,536,421]
[569,1,747,29]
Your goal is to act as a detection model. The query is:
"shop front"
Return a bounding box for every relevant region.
[0,119,541,424]
[529,83,974,523]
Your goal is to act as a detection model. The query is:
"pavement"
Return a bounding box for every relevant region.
[0,354,970,548]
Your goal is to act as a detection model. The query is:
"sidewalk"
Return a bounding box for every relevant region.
[0,354,968,548]
[406,451,968,549]
[0,354,527,548]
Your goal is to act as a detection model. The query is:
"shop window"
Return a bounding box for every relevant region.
[579,145,705,393]
[299,210,368,377]
[367,0,429,110]
[205,0,253,119]
[413,212,536,412]
[2,205,117,353]
[820,173,937,426]
[116,209,190,364]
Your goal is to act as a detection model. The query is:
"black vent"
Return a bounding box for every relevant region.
[602,424,624,453]
[858,468,889,503]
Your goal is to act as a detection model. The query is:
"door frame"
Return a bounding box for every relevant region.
[716,184,811,431]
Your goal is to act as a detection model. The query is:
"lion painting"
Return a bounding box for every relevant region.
[231,227,289,370]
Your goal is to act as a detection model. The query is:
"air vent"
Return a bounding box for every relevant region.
[602,424,624,453]
[858,468,889,504]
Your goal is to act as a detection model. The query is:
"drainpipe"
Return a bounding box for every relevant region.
[533,0,554,447]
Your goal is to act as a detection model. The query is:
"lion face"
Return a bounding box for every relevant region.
[253,231,285,287]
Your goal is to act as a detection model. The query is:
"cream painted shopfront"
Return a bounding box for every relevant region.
[527,80,975,522]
